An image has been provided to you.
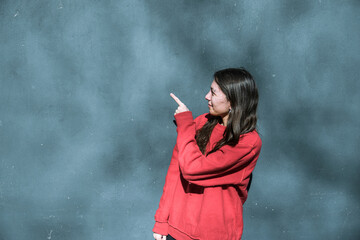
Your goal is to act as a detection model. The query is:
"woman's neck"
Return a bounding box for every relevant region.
[221,115,229,127]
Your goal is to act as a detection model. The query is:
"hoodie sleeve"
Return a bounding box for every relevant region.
[153,113,209,234]
[152,145,180,235]
[174,111,261,187]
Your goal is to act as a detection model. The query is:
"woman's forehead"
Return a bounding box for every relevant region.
[210,80,220,90]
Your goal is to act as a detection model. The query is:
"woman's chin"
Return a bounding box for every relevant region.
[208,110,217,116]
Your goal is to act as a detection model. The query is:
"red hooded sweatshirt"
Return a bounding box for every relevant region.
[153,111,262,240]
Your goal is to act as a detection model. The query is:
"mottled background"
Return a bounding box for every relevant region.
[0,0,359,239]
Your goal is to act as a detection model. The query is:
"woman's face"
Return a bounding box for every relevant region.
[205,80,231,118]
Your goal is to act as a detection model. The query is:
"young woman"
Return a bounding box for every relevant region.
[153,68,262,240]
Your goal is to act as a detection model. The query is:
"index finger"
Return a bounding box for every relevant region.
[170,93,184,106]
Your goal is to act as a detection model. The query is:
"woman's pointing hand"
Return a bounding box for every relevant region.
[170,93,189,115]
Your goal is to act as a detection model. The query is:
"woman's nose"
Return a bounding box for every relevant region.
[205,91,211,101]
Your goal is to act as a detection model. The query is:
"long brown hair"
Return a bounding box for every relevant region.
[196,68,259,155]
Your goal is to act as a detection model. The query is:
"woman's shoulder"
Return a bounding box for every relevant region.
[194,113,210,122]
[194,113,211,129]
[238,130,262,149]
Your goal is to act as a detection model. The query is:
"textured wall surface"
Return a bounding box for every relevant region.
[1,0,359,239]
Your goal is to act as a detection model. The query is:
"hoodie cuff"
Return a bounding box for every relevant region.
[153,221,169,236]
[174,111,193,128]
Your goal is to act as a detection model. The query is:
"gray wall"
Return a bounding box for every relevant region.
[1,0,359,239]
